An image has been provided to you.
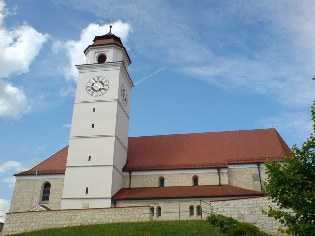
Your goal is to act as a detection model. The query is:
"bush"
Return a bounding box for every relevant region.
[207,214,270,236]
[207,214,238,233]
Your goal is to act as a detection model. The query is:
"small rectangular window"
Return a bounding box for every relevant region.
[93,108,95,112]
[88,156,91,161]
[189,206,194,216]
[92,124,94,128]
[85,187,88,194]
[157,206,161,217]
[196,205,202,216]
[150,207,155,217]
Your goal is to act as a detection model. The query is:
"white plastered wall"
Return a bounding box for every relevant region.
[62,59,132,209]
[85,45,130,68]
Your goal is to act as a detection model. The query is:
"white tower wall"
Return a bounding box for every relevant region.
[61,35,132,209]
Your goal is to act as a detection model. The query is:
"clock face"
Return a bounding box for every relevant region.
[120,84,128,106]
[86,76,109,97]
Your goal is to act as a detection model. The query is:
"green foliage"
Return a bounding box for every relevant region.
[11,220,224,236]
[226,222,264,236]
[264,99,315,235]
[207,214,238,232]
[207,214,269,236]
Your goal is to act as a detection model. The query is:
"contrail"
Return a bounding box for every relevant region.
[134,67,166,86]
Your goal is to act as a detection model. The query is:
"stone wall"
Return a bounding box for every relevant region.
[3,206,151,235]
[116,197,285,235]
[4,196,285,235]
[10,176,64,212]
[123,171,229,188]
[210,197,284,236]
[9,165,265,214]
[228,165,267,191]
[115,198,213,220]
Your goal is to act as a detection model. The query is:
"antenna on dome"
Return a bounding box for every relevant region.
[109,17,113,34]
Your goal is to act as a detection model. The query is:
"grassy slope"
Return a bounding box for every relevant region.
[11,220,224,236]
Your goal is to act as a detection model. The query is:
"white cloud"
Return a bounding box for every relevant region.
[58,21,131,81]
[59,84,76,97]
[0,0,47,119]
[182,57,315,108]
[0,79,29,119]
[0,0,5,26]
[0,161,26,173]
[0,0,47,78]
[3,176,15,188]
[0,199,9,222]
[259,110,313,147]
[180,2,315,111]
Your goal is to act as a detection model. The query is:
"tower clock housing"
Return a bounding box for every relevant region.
[61,31,133,209]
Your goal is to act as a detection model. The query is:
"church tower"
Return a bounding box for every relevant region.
[61,25,133,209]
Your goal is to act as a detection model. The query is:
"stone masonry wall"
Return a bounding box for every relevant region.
[10,177,64,213]
[115,198,212,220]
[9,166,264,214]
[228,166,267,191]
[116,197,285,235]
[123,171,229,188]
[210,197,284,236]
[3,206,151,235]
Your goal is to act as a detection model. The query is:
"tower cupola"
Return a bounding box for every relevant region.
[84,27,131,67]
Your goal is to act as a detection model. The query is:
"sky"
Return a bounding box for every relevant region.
[0,0,315,222]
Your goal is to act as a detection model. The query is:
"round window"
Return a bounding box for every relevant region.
[97,54,106,63]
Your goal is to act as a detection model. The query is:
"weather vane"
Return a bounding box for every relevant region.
[109,17,113,34]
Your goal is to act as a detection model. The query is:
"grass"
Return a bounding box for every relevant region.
[11,220,224,236]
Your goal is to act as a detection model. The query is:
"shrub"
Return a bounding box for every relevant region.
[207,214,270,236]
[207,215,238,233]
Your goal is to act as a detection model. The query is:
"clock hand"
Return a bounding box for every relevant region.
[94,83,103,89]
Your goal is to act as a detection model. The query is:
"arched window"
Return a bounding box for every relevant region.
[189,205,194,216]
[193,175,198,186]
[196,205,202,216]
[41,182,51,202]
[159,177,165,187]
[150,207,155,217]
[97,54,107,63]
[157,206,161,217]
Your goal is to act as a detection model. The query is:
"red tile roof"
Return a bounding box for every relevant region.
[15,128,290,176]
[15,146,68,176]
[124,128,290,171]
[112,185,264,200]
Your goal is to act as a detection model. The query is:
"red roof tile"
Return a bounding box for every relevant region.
[16,128,290,176]
[15,146,68,176]
[124,128,291,171]
[112,185,264,200]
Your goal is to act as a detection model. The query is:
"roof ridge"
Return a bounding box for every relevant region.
[129,128,276,139]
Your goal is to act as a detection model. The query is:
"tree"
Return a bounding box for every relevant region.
[265,97,315,235]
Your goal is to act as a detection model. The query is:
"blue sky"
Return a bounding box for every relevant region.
[0,0,315,221]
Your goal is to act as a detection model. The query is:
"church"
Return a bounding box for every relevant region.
[8,26,291,220]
